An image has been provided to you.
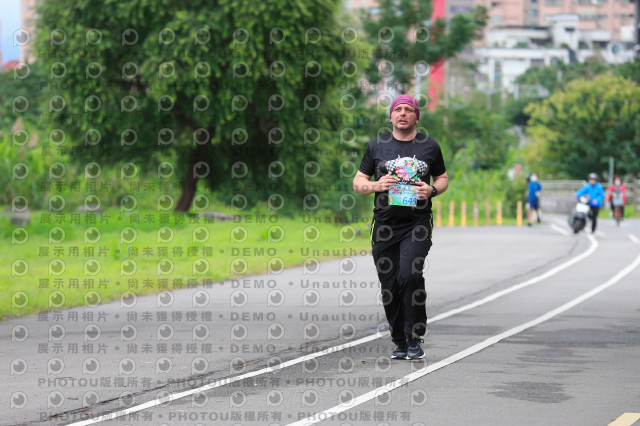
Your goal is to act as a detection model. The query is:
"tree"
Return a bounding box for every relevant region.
[0,62,47,134]
[515,58,610,95]
[613,61,640,85]
[424,103,515,171]
[34,0,368,211]
[525,73,640,178]
[360,0,487,89]
[506,59,610,126]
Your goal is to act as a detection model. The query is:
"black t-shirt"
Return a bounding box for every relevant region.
[358,132,446,227]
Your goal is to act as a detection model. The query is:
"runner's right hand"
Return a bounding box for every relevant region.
[377,173,396,191]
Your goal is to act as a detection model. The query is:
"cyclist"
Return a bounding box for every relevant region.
[605,175,627,220]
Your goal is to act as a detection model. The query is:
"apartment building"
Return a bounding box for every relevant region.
[478,0,635,42]
[21,0,37,63]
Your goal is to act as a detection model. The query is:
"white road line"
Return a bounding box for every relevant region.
[550,217,568,227]
[290,250,640,426]
[550,223,571,236]
[629,234,640,245]
[429,235,597,322]
[67,331,390,425]
[69,236,598,425]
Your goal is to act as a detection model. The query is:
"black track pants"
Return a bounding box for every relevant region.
[589,206,600,232]
[372,228,432,345]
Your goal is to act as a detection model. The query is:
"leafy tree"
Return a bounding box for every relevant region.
[613,61,640,85]
[525,73,640,178]
[506,59,610,125]
[0,62,47,134]
[360,0,488,89]
[515,58,610,94]
[35,0,368,211]
[413,103,515,171]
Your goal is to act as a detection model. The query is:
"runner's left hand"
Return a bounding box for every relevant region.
[415,181,431,200]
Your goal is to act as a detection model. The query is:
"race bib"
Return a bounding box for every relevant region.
[388,184,418,207]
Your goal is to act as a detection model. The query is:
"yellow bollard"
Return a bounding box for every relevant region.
[485,201,491,226]
[448,201,455,227]
[473,201,479,227]
[461,201,467,227]
[435,200,442,227]
[497,201,503,226]
[516,201,523,226]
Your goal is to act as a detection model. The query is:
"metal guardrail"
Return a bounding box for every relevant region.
[538,179,640,214]
[538,180,585,194]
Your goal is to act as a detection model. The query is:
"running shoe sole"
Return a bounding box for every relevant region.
[405,353,426,360]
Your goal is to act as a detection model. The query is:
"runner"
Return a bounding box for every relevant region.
[352,94,449,359]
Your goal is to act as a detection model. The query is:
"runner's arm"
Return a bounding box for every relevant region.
[432,172,449,196]
[353,171,378,195]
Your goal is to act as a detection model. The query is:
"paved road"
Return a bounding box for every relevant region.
[2,217,640,425]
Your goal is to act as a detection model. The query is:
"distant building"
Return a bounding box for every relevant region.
[476,0,635,40]
[21,0,37,63]
[475,13,634,91]
[2,59,20,72]
[0,20,3,67]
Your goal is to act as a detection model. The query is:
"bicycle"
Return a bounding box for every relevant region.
[612,193,624,227]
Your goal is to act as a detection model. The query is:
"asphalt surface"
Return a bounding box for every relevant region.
[2,216,640,426]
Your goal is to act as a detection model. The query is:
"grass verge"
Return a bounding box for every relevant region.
[1,209,373,319]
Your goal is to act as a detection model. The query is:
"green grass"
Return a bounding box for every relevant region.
[1,199,557,320]
[0,209,374,319]
[607,205,640,219]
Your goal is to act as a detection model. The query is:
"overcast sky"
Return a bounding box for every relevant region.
[1,0,23,62]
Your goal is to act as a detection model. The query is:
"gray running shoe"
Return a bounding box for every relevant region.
[406,338,425,359]
[391,344,408,359]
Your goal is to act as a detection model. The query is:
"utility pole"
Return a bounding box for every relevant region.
[479,88,500,111]
[443,60,449,129]
[608,156,614,186]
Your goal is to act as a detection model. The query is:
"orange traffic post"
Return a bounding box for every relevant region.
[461,201,467,227]
[485,201,491,226]
[473,201,479,227]
[497,201,503,225]
[516,200,523,226]
[435,200,442,227]
[448,201,455,227]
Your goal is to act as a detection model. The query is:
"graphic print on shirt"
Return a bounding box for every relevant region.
[384,155,429,207]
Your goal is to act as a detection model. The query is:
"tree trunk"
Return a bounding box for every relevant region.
[174,142,208,212]
[174,172,197,212]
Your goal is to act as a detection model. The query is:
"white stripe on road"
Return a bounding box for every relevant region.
[67,331,390,425]
[550,223,571,236]
[550,217,568,227]
[290,250,640,426]
[429,235,597,323]
[629,234,640,245]
[69,236,598,425]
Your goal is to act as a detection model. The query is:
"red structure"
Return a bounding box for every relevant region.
[2,60,20,73]
[428,0,446,110]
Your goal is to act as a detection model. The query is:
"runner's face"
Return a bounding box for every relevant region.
[390,104,418,131]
